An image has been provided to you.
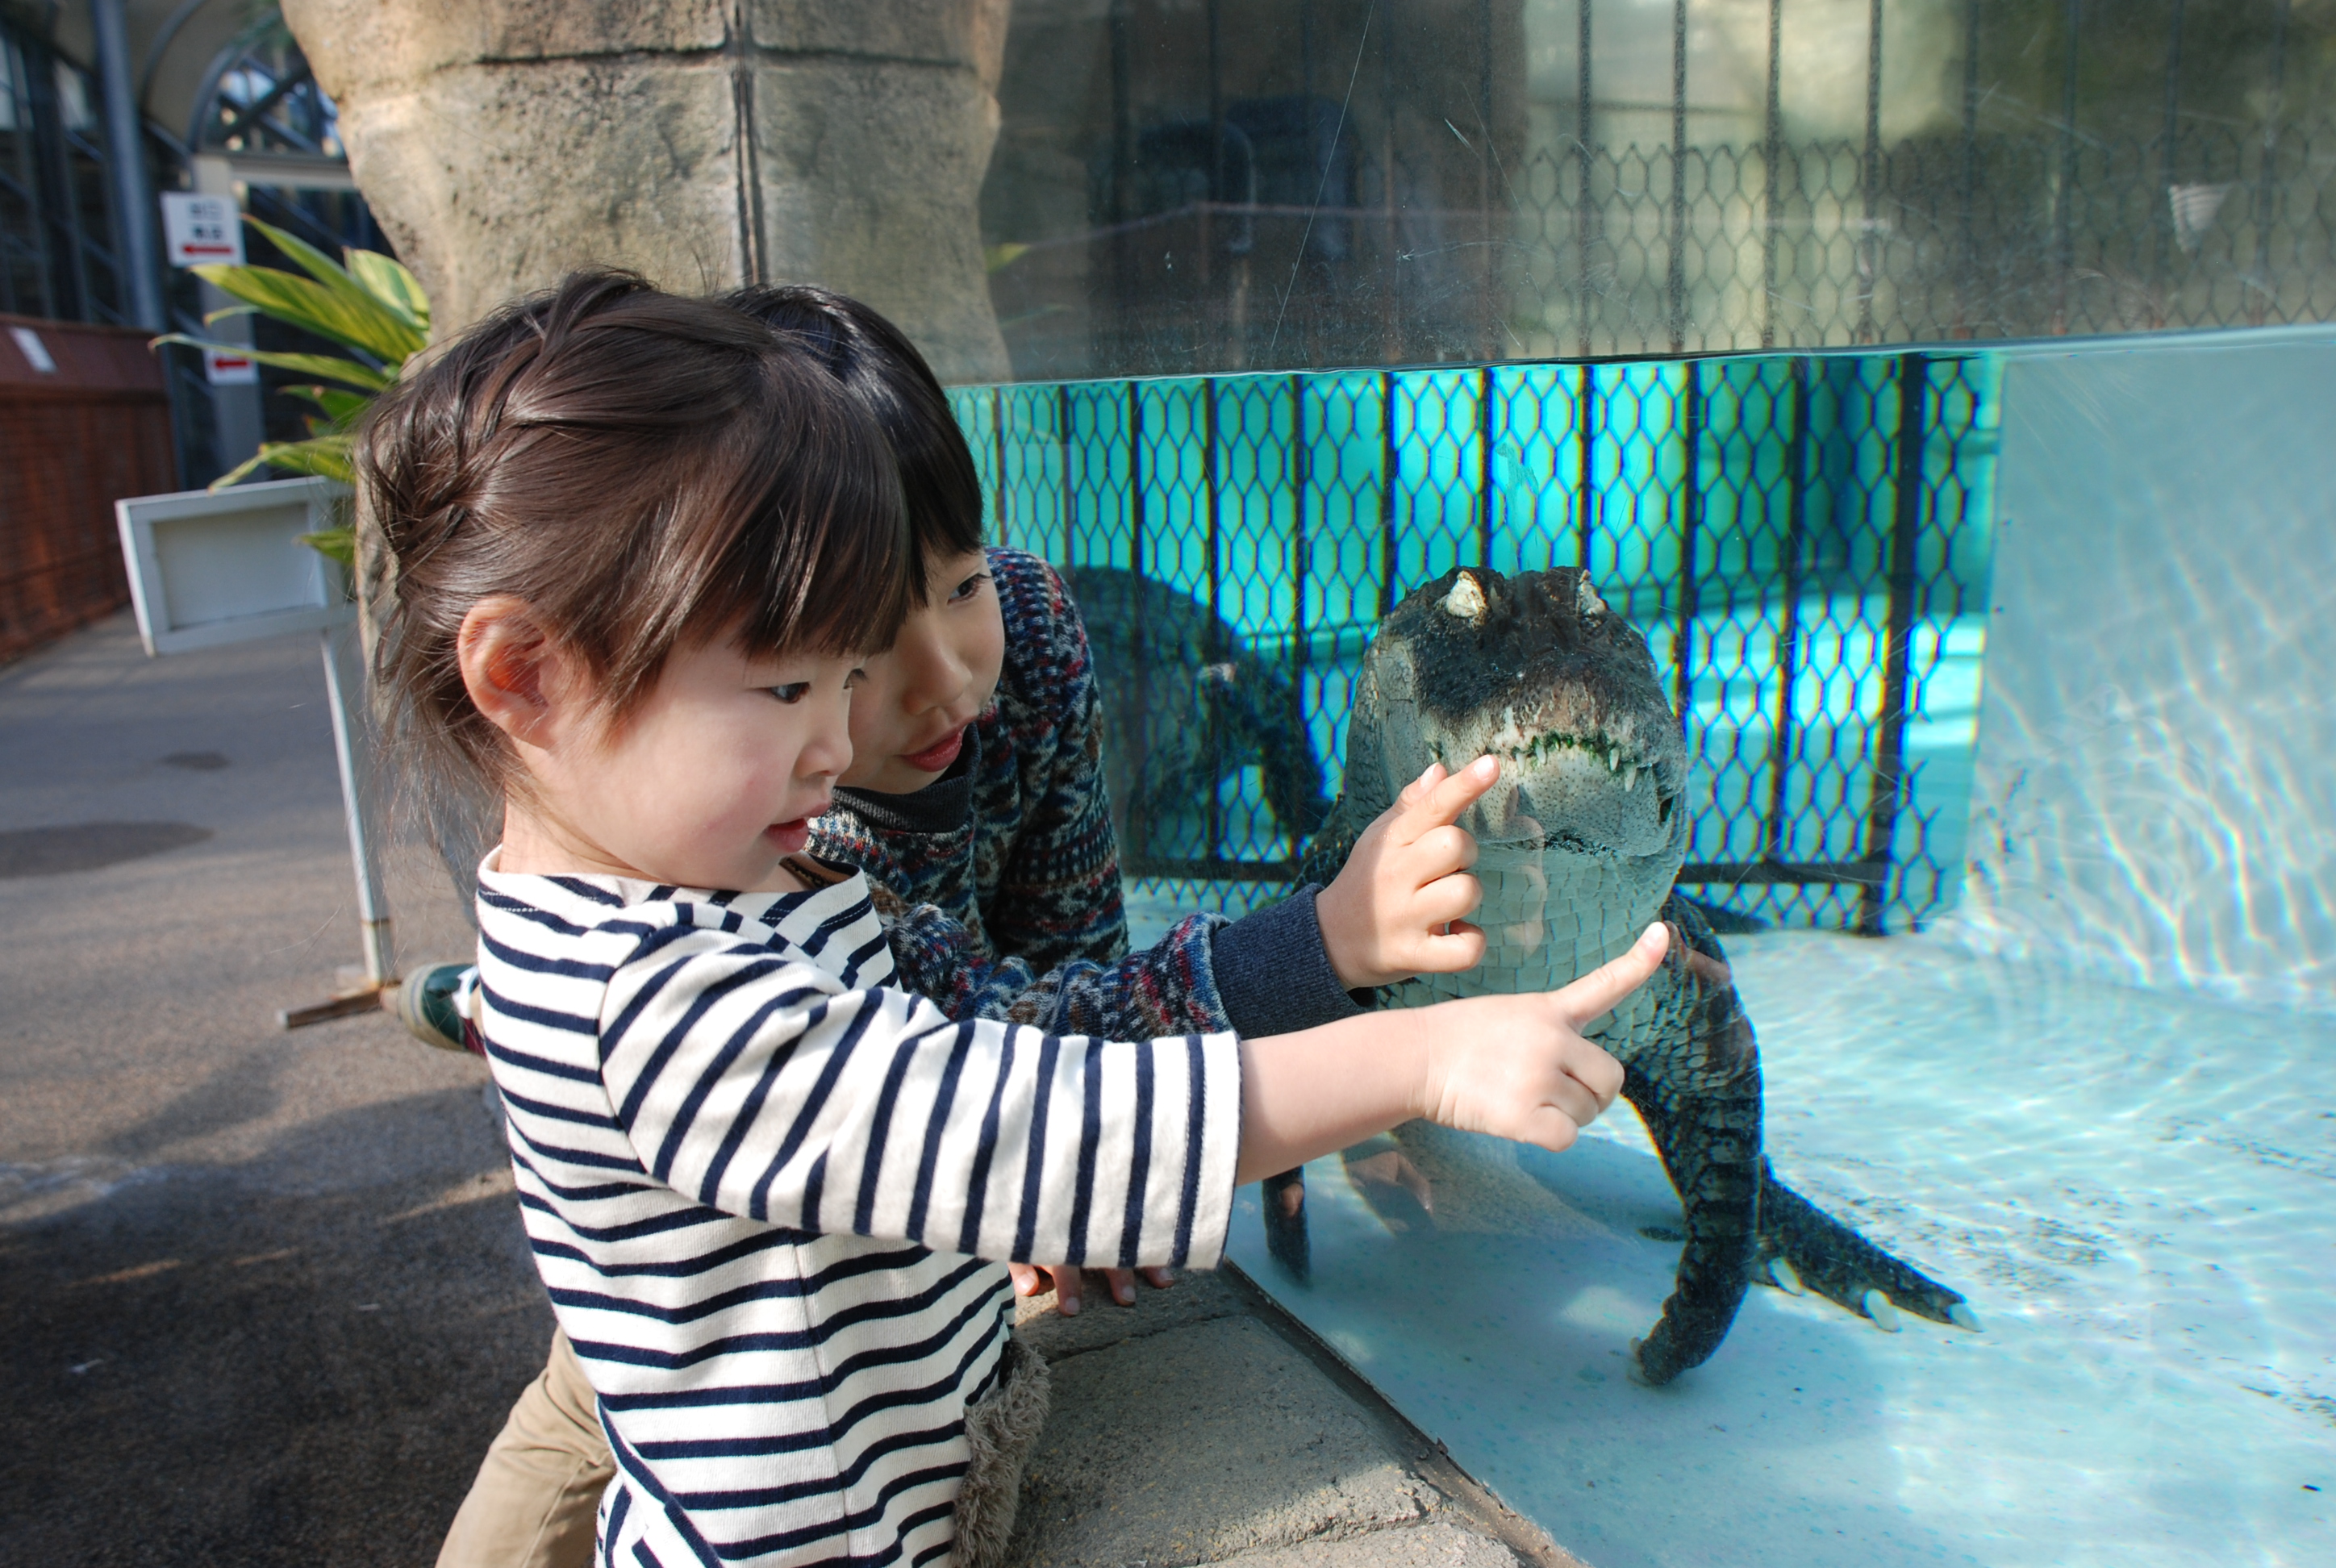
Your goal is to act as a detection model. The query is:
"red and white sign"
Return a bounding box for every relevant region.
[161,193,244,267]
[203,348,258,386]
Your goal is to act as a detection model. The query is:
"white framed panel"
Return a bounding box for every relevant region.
[115,477,352,656]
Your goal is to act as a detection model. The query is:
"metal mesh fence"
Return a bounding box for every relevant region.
[996,116,2336,376]
[950,348,1998,935]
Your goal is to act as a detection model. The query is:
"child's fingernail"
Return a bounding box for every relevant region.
[1472,756,1498,778]
[1057,1296,1078,1316]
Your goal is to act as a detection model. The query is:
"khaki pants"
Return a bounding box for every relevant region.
[438,1329,612,1568]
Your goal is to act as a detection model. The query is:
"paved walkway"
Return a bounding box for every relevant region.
[0,615,1575,1567]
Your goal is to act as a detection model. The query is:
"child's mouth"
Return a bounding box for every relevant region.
[765,818,812,853]
[902,727,966,774]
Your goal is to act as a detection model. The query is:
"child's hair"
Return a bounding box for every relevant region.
[360,271,913,799]
[717,284,983,590]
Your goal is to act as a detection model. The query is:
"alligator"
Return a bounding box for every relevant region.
[1282,565,1976,1386]
[1062,565,1329,863]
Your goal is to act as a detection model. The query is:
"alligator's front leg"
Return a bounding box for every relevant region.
[1621,907,1765,1385]
[1757,1167,1978,1330]
[1623,1062,1762,1384]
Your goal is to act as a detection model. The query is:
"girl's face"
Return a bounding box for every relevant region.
[839,546,1006,795]
[495,626,861,890]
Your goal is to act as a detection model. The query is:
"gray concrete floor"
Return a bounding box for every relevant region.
[0,615,1574,1568]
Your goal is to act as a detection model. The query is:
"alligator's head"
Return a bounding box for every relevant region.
[1355,565,1688,874]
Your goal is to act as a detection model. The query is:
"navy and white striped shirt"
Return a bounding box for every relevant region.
[473,856,1242,1567]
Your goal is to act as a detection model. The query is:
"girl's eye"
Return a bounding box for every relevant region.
[949,572,991,603]
[768,682,811,704]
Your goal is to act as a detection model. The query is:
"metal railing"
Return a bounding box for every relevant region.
[950,347,1998,934]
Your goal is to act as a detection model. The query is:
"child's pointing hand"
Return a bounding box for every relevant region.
[1316,755,1501,990]
[1418,921,1666,1152]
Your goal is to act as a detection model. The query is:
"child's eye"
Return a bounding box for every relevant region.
[949,572,991,603]
[768,682,811,704]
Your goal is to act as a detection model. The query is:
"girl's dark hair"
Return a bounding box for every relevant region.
[360,270,912,797]
[718,283,983,592]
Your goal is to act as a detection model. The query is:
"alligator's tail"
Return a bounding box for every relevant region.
[1756,1161,1975,1330]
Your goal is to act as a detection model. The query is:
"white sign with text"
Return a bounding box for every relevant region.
[161,192,244,267]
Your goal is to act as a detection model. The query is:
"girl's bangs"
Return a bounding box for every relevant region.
[720,413,914,662]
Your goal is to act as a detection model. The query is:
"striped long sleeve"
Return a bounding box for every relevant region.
[473,862,1240,1568]
[599,920,1240,1269]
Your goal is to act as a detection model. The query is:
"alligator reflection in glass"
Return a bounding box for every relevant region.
[1063,565,1329,871]
[1278,566,1975,1384]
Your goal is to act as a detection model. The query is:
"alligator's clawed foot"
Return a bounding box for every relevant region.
[1758,1165,1978,1332]
[1261,1167,1310,1283]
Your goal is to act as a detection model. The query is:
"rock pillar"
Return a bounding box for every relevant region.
[282,0,1011,382]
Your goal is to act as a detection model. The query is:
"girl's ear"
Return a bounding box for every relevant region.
[457,596,577,752]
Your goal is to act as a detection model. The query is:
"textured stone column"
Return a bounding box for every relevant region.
[282,0,1011,382]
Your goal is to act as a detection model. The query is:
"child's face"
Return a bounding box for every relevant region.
[839,547,1005,794]
[522,632,861,890]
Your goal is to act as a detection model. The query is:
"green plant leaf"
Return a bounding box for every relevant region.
[150,333,394,390]
[236,215,356,290]
[298,526,356,565]
[279,383,372,426]
[344,249,430,333]
[188,262,423,365]
[240,216,431,353]
[209,432,356,490]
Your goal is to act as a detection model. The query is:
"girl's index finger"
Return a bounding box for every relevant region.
[1550,922,1671,1032]
[1395,753,1500,840]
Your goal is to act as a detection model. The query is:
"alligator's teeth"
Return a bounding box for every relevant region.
[1608,748,1619,772]
[1623,764,1638,792]
[1863,1289,1904,1332]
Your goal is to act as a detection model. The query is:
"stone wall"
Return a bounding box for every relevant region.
[282,0,1012,383]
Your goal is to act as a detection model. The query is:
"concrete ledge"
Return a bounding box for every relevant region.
[1004,1269,1583,1568]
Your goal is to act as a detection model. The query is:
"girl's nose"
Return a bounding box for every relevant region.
[898,619,970,712]
[802,694,855,778]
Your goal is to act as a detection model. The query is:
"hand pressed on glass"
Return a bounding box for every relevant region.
[1233,921,1666,1184]
[1314,755,1500,991]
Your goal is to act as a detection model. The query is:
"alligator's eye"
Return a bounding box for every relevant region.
[1658,791,1675,826]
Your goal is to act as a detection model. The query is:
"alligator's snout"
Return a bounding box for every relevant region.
[1383,565,1687,863]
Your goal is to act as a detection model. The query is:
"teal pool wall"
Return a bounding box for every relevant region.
[948,349,2004,932]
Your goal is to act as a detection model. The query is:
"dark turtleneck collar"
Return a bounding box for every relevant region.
[830,724,982,836]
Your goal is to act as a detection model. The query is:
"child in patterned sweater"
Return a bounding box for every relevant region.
[405,281,1664,1568]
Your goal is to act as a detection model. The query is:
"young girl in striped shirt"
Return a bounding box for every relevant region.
[365,272,1666,1568]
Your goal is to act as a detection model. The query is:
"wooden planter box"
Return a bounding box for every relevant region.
[0,315,177,664]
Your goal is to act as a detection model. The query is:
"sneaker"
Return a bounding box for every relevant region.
[395,962,476,1052]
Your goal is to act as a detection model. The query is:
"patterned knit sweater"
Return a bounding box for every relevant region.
[807,548,1363,1044]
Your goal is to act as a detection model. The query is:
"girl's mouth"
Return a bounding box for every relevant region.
[765,818,812,853]
[902,726,966,774]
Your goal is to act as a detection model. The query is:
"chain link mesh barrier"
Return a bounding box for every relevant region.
[994,116,2336,377]
[950,347,1997,936]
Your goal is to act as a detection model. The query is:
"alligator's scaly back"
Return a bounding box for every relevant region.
[1288,566,1973,1385]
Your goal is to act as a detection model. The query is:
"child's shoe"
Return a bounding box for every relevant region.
[395,962,478,1052]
